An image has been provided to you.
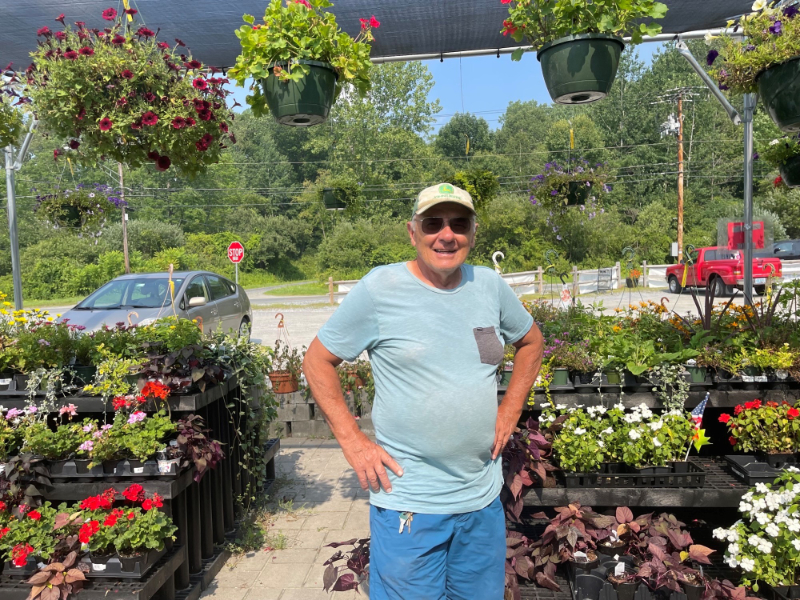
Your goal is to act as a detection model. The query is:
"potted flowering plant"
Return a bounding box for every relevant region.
[708,1,800,131]
[530,160,610,211]
[501,0,667,103]
[230,0,379,126]
[268,340,303,394]
[713,469,800,593]
[761,134,800,188]
[0,84,24,149]
[719,400,800,467]
[25,9,235,176]
[35,184,126,232]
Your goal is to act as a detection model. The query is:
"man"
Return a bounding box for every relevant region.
[303,183,543,599]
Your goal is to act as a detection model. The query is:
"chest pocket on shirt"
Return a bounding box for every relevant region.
[473,326,504,365]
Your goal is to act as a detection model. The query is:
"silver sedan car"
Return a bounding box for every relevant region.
[60,271,253,337]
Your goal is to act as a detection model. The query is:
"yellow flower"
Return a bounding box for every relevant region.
[2,302,10,307]
[170,326,176,329]
[56,314,62,318]
[751,0,767,11]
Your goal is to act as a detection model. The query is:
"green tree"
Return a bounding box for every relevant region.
[435,112,492,160]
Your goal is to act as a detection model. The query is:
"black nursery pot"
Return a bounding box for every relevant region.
[681,580,705,600]
[615,581,639,600]
[119,551,148,573]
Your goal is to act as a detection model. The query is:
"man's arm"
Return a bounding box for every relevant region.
[302,338,403,492]
[491,323,544,459]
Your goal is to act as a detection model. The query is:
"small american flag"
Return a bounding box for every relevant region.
[691,393,710,428]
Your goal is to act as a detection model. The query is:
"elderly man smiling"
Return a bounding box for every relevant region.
[303,183,543,599]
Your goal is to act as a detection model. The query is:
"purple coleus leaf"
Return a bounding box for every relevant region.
[332,573,360,591]
[706,50,719,66]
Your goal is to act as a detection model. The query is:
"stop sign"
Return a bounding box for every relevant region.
[227,241,244,264]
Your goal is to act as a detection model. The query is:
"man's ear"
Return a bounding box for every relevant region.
[470,222,478,249]
[407,221,418,248]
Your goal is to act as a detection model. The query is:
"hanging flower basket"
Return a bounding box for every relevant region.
[760,134,800,188]
[35,184,126,232]
[24,9,234,176]
[566,180,591,206]
[230,0,378,126]
[0,84,24,150]
[322,187,347,210]
[758,57,800,133]
[537,34,625,104]
[261,60,337,127]
[780,154,800,188]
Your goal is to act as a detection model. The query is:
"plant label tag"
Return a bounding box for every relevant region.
[37,562,46,569]
[0,379,11,386]
[615,562,625,576]
[133,467,144,474]
[92,563,106,572]
[574,551,587,561]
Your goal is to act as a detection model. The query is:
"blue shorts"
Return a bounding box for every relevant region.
[369,495,505,600]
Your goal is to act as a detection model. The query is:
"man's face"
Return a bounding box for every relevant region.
[407,203,476,277]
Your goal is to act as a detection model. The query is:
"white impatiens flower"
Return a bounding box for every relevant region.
[742,491,754,502]
[725,555,740,568]
[729,543,740,555]
[756,483,769,494]
[556,404,567,410]
[755,511,772,526]
[624,413,643,424]
[740,557,756,572]
[766,523,781,538]
[653,438,663,447]
[739,502,753,513]
[649,421,664,431]
[597,440,605,448]
[713,527,728,540]
[601,427,614,436]
[629,430,641,440]
[574,428,587,435]
[786,466,800,473]
[788,519,800,533]
[727,529,740,542]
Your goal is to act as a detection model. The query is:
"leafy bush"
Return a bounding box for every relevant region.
[100,220,186,258]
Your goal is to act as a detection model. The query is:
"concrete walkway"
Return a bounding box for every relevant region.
[201,438,369,600]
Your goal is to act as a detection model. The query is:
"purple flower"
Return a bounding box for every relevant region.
[93,430,103,439]
[38,339,50,346]
[5,408,21,420]
[79,440,93,452]
[785,5,799,18]
[25,406,37,415]
[745,44,756,51]
[770,20,783,34]
[753,152,760,160]
[550,190,558,196]
[706,50,719,66]
[600,208,605,214]
[556,235,563,241]
[553,227,558,233]
[580,205,586,211]
[719,83,729,91]
[603,184,613,192]
[101,424,113,431]
[82,425,93,433]
[128,411,146,424]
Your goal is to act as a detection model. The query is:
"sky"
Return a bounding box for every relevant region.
[228,43,665,133]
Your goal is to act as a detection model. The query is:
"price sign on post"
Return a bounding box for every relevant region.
[228,241,244,284]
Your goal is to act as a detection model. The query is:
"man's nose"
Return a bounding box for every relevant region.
[437,226,456,242]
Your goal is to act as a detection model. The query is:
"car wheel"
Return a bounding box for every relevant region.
[668,276,681,294]
[712,277,726,297]
[238,318,251,342]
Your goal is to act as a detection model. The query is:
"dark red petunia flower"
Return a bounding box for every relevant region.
[228,132,236,144]
[102,7,118,20]
[78,47,94,56]
[212,101,221,109]
[155,155,171,171]
[166,62,180,72]
[75,21,86,28]
[124,8,138,15]
[147,150,160,160]
[157,41,169,50]
[77,30,89,40]
[219,122,228,133]
[64,50,78,60]
[116,96,128,107]
[98,117,113,131]
[197,109,212,121]
[37,26,52,37]
[184,59,202,69]
[130,121,142,130]
[186,117,196,127]
[144,92,156,103]
[195,140,209,152]
[76,107,86,120]
[142,111,158,126]
[53,149,61,160]
[55,31,67,41]
[137,27,155,37]
[68,139,80,149]
[120,69,134,79]
[192,77,208,90]
[55,13,65,25]
[175,38,185,47]
[112,34,126,45]
[171,116,186,129]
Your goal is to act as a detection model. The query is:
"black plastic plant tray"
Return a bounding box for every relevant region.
[49,460,181,480]
[763,584,800,600]
[569,555,691,600]
[83,548,167,580]
[725,455,784,486]
[562,461,705,489]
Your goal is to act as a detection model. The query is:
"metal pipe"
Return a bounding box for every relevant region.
[13,120,37,170]
[4,147,23,310]
[674,41,741,125]
[371,28,743,64]
[743,93,757,307]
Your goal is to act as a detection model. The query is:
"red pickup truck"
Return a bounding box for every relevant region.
[666,246,782,296]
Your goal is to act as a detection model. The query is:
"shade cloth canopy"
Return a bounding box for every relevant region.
[2,0,753,70]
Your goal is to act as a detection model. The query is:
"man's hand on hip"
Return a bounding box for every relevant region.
[491,403,521,460]
[341,431,404,493]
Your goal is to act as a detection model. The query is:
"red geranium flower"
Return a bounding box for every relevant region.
[112,35,126,45]
[370,15,380,28]
[142,494,163,511]
[745,400,762,411]
[78,520,100,543]
[192,77,208,91]
[68,139,80,149]
[0,527,9,539]
[27,511,41,521]
[734,404,743,415]
[37,26,52,37]
[123,483,144,502]
[11,544,34,567]
[78,47,94,56]
[121,69,134,79]
[171,117,187,130]
[137,27,155,38]
[103,514,118,527]
[99,117,113,131]
[767,401,779,408]
[141,381,171,399]
[102,8,118,21]
[718,413,731,424]
[184,60,202,69]
[729,436,737,446]
[774,176,784,188]
[789,407,800,420]
[155,155,171,171]
[359,18,368,29]
[502,19,518,36]
[0,501,6,512]
[142,111,159,126]
[127,511,135,520]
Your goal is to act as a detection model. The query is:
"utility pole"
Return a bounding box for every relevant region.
[677,93,684,258]
[118,162,130,274]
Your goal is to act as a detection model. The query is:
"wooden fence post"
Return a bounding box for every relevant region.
[615,261,622,289]
[642,260,649,288]
[537,266,543,295]
[328,277,334,305]
[572,266,579,297]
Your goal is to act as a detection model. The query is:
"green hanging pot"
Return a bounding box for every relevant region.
[779,155,800,188]
[757,56,800,133]
[537,34,625,105]
[260,60,337,127]
[56,204,84,228]
[322,188,347,210]
[566,181,591,206]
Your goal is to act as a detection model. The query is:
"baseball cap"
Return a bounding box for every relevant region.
[412,183,476,217]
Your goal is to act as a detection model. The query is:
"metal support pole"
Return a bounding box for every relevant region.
[743,93,757,307]
[677,94,685,258]
[674,41,741,126]
[235,262,238,285]
[4,147,22,310]
[118,163,131,274]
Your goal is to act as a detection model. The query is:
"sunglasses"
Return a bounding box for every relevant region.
[415,216,473,235]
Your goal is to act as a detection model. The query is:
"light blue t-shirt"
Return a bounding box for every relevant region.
[317,262,534,514]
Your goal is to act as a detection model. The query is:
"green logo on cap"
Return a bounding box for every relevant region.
[439,184,454,194]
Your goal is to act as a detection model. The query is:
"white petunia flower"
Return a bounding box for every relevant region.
[739,502,753,513]
[766,523,781,538]
[598,440,605,448]
[755,511,772,526]
[649,421,664,431]
[729,543,740,555]
[793,539,800,551]
[601,427,614,436]
[574,428,587,435]
[756,483,769,493]
[788,520,800,533]
[629,430,641,440]
[653,438,662,447]
[770,138,780,146]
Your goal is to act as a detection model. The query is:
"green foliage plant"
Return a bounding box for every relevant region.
[0,87,24,150]
[713,469,800,589]
[501,0,668,58]
[719,399,800,453]
[114,506,177,555]
[709,1,800,95]
[22,422,86,461]
[230,0,379,117]
[83,347,143,401]
[761,134,800,169]
[136,317,203,353]
[529,160,610,214]
[35,184,125,234]
[25,9,234,176]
